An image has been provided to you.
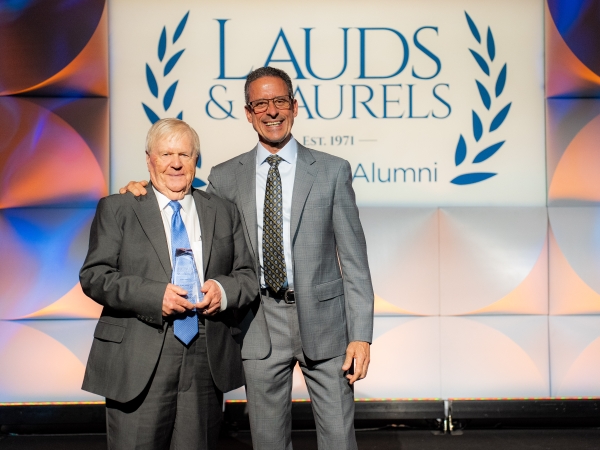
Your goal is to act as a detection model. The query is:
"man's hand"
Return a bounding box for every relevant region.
[197,280,222,316]
[341,341,371,385]
[119,180,148,196]
[162,283,195,316]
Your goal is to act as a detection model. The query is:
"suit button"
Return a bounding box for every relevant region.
[158,329,163,334]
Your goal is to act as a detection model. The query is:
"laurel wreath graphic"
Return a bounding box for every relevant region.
[450,12,511,186]
[141,11,205,188]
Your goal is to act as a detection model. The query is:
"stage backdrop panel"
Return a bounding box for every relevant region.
[109,0,545,207]
[440,315,550,399]
[546,98,600,206]
[549,316,600,397]
[439,207,548,316]
[360,207,440,316]
[549,206,600,315]
[115,0,551,401]
[0,0,108,97]
[0,320,101,402]
[545,0,600,98]
[356,316,441,399]
[0,97,108,209]
[0,208,102,321]
[11,0,600,404]
[0,0,108,403]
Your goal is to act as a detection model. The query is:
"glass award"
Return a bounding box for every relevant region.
[173,248,204,309]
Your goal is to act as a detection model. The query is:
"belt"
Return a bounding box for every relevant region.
[260,287,295,304]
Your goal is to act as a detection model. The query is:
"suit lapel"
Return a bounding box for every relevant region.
[193,190,216,276]
[236,148,259,259]
[291,144,318,240]
[131,186,172,279]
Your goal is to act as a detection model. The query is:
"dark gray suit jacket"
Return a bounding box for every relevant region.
[207,143,374,362]
[80,187,256,403]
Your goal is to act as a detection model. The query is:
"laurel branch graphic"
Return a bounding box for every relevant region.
[141,11,205,187]
[450,12,511,186]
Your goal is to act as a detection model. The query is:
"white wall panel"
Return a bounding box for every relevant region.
[549,316,600,397]
[440,316,549,399]
[356,317,441,399]
[439,208,548,315]
[0,320,101,402]
[361,208,439,316]
[549,206,600,314]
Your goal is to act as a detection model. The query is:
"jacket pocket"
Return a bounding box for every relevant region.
[93,320,126,343]
[315,278,344,301]
[304,194,331,210]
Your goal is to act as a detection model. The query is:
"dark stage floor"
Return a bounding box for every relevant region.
[2,428,600,449]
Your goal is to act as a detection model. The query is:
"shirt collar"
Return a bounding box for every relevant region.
[257,136,298,167]
[153,186,194,213]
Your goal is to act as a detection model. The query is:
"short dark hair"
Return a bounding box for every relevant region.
[244,67,294,104]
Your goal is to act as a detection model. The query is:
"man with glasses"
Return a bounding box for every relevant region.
[122,67,374,450]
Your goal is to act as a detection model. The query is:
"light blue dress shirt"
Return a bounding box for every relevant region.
[256,137,297,289]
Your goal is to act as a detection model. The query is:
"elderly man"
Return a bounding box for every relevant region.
[122,67,374,450]
[81,118,256,450]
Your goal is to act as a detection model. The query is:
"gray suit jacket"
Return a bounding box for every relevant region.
[207,143,374,361]
[80,187,256,403]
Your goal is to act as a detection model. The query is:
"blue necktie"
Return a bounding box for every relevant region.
[169,200,199,345]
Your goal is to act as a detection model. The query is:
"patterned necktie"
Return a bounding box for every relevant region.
[169,200,199,345]
[263,155,287,292]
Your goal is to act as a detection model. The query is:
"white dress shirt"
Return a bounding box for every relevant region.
[153,187,227,310]
[256,137,297,289]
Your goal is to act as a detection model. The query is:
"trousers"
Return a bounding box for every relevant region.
[243,294,357,450]
[106,321,222,450]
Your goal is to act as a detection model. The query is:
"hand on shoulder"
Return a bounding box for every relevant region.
[119,180,149,196]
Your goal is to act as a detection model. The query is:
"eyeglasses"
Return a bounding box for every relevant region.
[246,95,293,114]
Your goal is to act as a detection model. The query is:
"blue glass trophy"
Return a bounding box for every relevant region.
[173,248,204,312]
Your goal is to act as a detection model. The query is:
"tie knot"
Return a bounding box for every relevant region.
[266,154,283,168]
[168,200,182,213]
